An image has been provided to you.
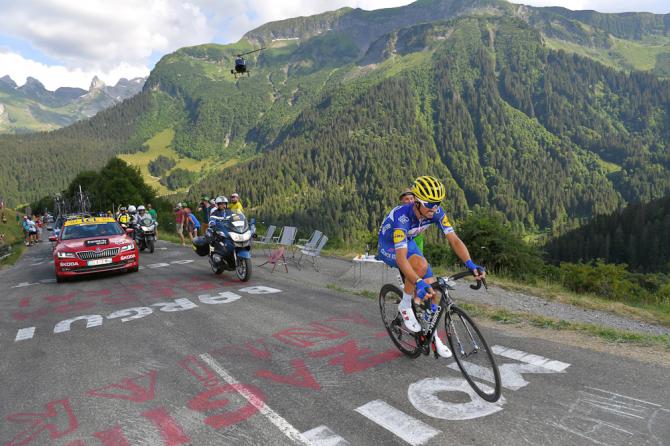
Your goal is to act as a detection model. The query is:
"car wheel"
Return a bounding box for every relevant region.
[56,275,66,283]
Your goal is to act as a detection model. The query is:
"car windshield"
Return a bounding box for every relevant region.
[61,222,124,240]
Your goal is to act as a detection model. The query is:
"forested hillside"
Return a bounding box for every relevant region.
[189,17,670,242]
[545,196,670,273]
[2,0,670,246]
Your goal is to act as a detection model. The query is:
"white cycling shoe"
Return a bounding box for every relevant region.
[434,335,452,358]
[398,300,421,333]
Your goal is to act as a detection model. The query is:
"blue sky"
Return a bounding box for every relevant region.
[0,0,669,90]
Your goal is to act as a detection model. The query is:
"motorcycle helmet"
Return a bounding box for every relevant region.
[137,205,146,212]
[128,205,137,214]
[119,206,127,212]
[215,196,228,205]
[192,236,209,256]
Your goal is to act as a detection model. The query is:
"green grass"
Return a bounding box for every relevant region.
[118,128,225,195]
[595,156,622,174]
[0,208,28,266]
[458,302,670,350]
[544,35,670,77]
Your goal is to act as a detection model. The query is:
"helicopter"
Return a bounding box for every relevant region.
[231,47,265,78]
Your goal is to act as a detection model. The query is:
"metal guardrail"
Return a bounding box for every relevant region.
[0,244,12,261]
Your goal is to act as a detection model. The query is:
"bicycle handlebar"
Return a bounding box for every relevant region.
[443,270,488,290]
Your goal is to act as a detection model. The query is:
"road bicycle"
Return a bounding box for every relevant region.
[379,271,501,402]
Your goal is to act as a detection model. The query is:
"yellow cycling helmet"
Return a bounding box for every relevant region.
[412,176,445,203]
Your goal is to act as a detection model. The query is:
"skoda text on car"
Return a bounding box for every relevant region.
[51,217,139,282]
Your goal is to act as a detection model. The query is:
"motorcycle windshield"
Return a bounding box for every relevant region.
[213,213,248,233]
[140,217,154,226]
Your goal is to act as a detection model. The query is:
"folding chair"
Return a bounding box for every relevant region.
[297,235,328,271]
[276,226,297,249]
[253,225,276,255]
[293,230,323,259]
[258,246,288,273]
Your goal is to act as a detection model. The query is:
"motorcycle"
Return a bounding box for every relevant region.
[192,212,252,281]
[135,216,157,253]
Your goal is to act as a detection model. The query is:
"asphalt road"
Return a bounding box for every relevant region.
[1,239,669,446]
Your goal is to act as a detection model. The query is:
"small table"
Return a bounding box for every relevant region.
[352,254,390,287]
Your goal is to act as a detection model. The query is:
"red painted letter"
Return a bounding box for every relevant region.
[187,384,264,429]
[309,340,402,374]
[5,399,78,446]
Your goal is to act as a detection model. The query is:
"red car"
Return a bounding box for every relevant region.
[50,216,139,282]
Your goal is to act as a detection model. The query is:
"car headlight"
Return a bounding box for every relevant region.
[120,243,135,252]
[57,251,76,258]
[229,231,251,242]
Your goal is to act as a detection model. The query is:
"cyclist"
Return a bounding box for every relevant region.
[378,176,485,358]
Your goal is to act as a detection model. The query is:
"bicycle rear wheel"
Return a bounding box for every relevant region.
[445,306,501,402]
[379,284,421,358]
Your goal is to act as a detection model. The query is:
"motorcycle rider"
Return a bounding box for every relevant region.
[136,205,154,224]
[209,196,232,220]
[127,205,138,226]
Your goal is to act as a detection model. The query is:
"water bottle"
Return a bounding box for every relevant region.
[423,303,438,321]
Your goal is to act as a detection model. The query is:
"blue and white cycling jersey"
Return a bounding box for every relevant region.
[378,203,454,250]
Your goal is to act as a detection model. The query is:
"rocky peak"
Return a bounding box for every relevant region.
[0,75,17,89]
[20,76,47,91]
[89,76,106,91]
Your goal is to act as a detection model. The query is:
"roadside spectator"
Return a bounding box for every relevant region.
[34,216,42,242]
[21,216,31,246]
[229,193,244,213]
[185,207,201,241]
[399,189,424,253]
[147,203,158,239]
[28,217,38,245]
[197,196,211,235]
[175,203,186,246]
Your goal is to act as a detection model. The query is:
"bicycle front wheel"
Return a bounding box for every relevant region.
[445,306,501,402]
[379,284,421,358]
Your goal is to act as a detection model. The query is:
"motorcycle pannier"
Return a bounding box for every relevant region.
[192,236,209,257]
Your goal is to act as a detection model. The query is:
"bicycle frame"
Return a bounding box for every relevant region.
[413,273,486,356]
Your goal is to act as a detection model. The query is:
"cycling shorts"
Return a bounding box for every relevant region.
[377,238,433,279]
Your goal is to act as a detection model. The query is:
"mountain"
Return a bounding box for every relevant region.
[1,0,670,244]
[0,75,145,134]
[545,196,670,273]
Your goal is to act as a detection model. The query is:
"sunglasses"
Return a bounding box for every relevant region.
[417,199,440,210]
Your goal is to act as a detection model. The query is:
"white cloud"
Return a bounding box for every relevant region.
[0,50,148,90]
[0,0,214,71]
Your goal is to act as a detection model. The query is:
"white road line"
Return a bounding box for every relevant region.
[492,345,570,372]
[199,353,309,445]
[355,400,441,446]
[14,327,35,342]
[302,425,350,445]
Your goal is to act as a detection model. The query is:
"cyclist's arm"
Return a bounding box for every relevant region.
[445,232,486,279]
